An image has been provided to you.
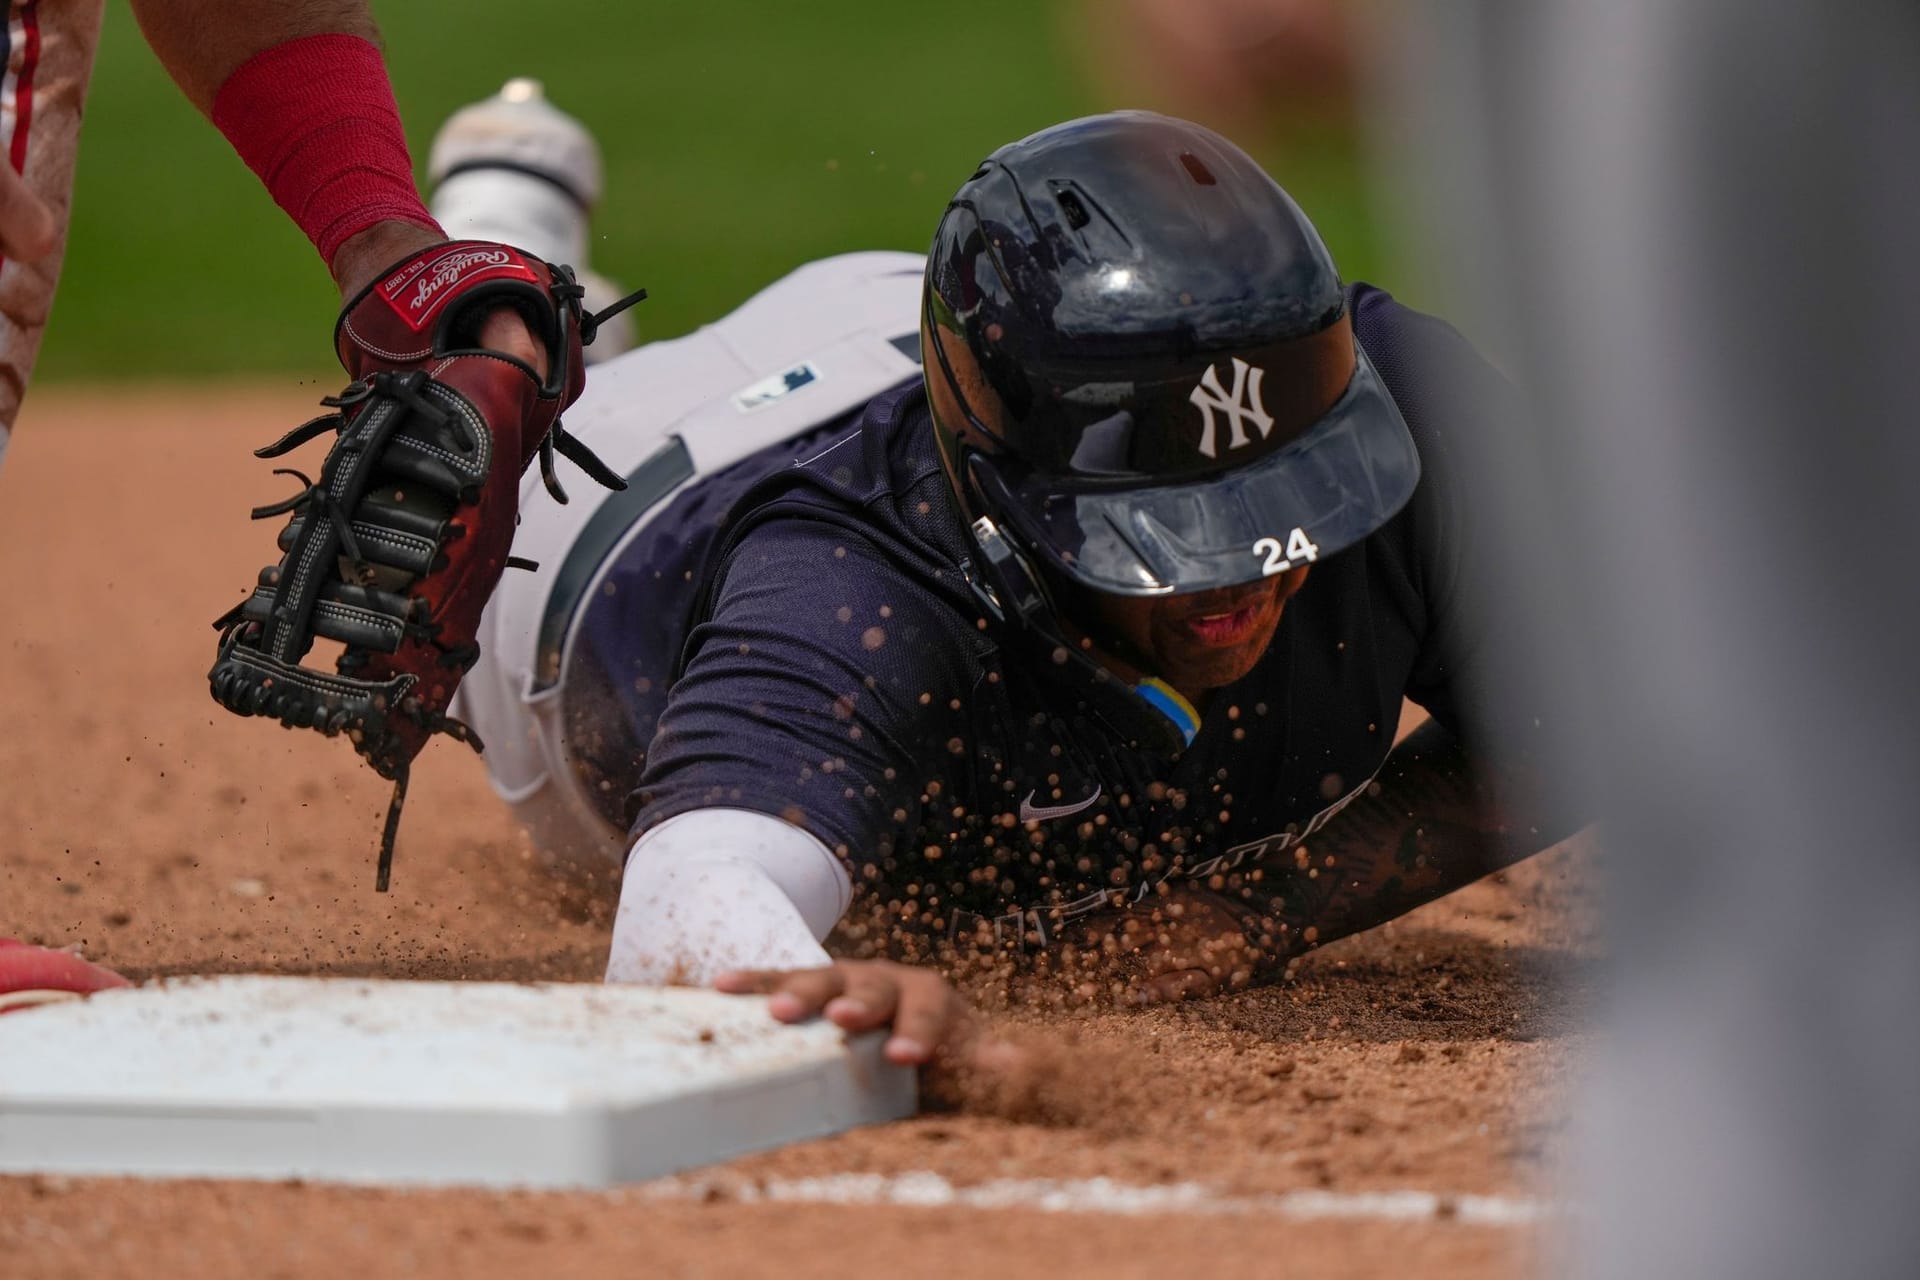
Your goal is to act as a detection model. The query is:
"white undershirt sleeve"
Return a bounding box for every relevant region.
[603,808,854,985]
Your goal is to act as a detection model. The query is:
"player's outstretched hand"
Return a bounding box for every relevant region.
[715,960,992,1070]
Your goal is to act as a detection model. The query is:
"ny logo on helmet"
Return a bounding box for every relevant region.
[1189,357,1274,459]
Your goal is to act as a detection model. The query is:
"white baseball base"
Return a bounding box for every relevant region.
[0,976,916,1188]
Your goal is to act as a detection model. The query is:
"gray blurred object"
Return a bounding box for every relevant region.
[1380,2,1920,1276]
[429,78,636,361]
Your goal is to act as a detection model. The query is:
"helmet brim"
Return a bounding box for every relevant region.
[977,348,1421,596]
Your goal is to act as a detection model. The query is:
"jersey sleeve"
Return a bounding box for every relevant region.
[630,513,985,873]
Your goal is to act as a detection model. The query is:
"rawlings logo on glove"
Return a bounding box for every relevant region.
[380,244,532,330]
[209,239,643,890]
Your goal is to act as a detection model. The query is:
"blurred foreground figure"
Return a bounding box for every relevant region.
[1386,2,1920,1275]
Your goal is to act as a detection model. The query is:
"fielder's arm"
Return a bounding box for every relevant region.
[127,0,379,111]
[126,0,538,363]
[127,1,437,292]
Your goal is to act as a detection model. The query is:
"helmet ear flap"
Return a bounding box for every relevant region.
[957,452,1048,626]
[962,511,1197,755]
[965,513,1048,627]
[952,429,1199,758]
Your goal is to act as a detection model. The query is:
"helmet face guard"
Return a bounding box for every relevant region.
[929,303,1428,598]
[942,334,1421,596]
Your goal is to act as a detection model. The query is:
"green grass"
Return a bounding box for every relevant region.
[38,0,1387,382]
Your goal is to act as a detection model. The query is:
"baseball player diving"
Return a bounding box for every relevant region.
[452,110,1579,1068]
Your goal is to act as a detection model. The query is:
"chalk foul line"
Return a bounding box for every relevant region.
[636,1171,1550,1226]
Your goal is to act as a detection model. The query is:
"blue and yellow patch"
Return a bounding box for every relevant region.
[1133,678,1200,747]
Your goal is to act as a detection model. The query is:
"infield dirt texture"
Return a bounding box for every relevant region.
[6,4,1576,1275]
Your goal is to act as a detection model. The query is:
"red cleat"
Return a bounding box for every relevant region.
[0,937,131,1014]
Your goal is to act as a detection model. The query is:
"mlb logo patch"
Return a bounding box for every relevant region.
[733,362,821,413]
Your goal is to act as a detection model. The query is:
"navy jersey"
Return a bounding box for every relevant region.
[568,284,1520,939]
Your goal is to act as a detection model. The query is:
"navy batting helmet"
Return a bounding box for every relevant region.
[922,111,1420,749]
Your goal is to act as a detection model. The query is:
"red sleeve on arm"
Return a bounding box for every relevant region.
[211,33,441,266]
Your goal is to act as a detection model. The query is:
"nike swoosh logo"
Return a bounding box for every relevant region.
[1019,785,1103,824]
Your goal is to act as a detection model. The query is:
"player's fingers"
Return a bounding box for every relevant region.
[0,164,57,262]
[728,967,849,1023]
[477,307,548,380]
[712,968,783,994]
[714,966,839,1020]
[885,972,971,1066]
[823,969,903,1032]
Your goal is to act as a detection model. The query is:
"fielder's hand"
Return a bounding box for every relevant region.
[332,222,547,378]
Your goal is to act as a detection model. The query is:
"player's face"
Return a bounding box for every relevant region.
[1077,566,1311,699]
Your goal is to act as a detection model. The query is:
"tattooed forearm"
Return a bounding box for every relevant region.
[1257,718,1560,959]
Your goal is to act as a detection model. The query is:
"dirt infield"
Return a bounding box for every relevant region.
[0,385,1597,1278]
